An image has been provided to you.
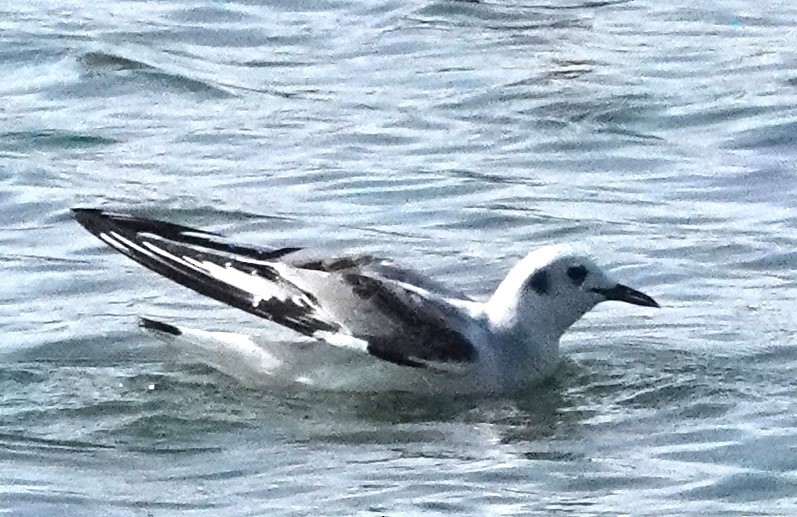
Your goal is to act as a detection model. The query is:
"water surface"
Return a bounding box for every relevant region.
[2,0,797,514]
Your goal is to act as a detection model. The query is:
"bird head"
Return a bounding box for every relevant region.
[488,245,659,340]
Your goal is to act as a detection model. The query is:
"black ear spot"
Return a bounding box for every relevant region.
[567,265,588,286]
[528,269,549,295]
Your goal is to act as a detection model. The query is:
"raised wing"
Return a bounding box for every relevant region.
[72,208,338,335]
[72,209,478,368]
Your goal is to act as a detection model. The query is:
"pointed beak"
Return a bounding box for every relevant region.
[592,284,660,308]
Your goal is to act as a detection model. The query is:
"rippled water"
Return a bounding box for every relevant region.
[2,0,797,514]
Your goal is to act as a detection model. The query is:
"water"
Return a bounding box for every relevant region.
[2,0,797,514]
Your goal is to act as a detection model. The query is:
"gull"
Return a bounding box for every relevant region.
[72,208,659,394]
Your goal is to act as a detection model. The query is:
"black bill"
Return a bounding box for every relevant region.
[593,284,660,308]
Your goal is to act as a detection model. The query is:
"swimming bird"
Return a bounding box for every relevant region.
[72,208,659,393]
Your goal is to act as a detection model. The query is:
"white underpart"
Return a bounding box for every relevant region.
[312,330,368,353]
[143,323,500,393]
[145,324,285,388]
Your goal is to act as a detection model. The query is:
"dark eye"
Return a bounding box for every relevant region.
[567,265,588,285]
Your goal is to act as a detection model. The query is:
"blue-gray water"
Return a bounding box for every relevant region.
[2,0,797,514]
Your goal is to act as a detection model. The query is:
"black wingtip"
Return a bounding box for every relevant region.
[71,207,303,263]
[71,207,104,224]
[71,207,224,241]
[71,207,104,216]
[71,208,116,237]
[139,317,182,336]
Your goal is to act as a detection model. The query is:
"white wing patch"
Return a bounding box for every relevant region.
[139,240,293,307]
[180,256,296,306]
[141,241,204,271]
[102,231,156,258]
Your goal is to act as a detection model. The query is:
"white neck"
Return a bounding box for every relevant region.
[485,281,564,352]
[483,262,596,371]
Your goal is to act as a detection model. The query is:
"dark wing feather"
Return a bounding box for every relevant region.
[72,209,478,368]
[341,273,477,366]
[73,209,300,261]
[297,256,473,301]
[72,208,338,335]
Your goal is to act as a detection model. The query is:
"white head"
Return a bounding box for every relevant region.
[487,245,659,342]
